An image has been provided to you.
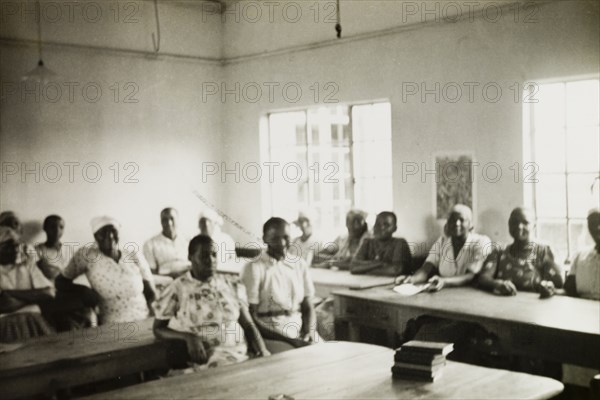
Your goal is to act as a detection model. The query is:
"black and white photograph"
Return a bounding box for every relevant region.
[1,0,599,399]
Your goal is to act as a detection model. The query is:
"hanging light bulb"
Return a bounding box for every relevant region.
[22,0,58,84]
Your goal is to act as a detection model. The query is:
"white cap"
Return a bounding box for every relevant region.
[294,208,316,225]
[198,208,223,226]
[91,216,121,234]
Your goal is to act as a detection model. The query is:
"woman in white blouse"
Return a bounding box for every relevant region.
[56,216,155,325]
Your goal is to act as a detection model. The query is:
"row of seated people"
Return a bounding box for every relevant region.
[0,205,599,371]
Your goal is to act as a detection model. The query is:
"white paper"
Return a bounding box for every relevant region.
[393,283,428,296]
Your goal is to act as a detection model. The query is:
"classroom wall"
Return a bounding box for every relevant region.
[0,0,224,246]
[218,0,600,250]
[1,0,598,252]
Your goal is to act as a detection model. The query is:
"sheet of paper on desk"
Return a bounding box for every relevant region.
[0,342,24,353]
[393,283,429,296]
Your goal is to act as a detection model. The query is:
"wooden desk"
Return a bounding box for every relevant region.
[0,318,186,400]
[82,341,562,400]
[334,287,600,369]
[218,262,393,299]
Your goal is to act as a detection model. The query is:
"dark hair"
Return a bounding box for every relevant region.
[160,207,177,217]
[263,217,288,236]
[188,234,214,257]
[377,211,397,226]
[43,215,63,231]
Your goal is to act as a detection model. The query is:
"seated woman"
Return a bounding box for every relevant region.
[350,211,412,277]
[0,227,55,342]
[565,208,600,300]
[153,235,270,371]
[56,216,155,325]
[405,204,491,290]
[401,205,491,357]
[479,207,564,296]
[241,217,319,352]
[313,209,370,269]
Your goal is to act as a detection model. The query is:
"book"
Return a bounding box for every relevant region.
[391,366,441,382]
[394,351,446,365]
[393,362,446,373]
[398,340,454,356]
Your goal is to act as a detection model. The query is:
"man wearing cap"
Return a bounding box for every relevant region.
[56,216,155,325]
[199,209,236,266]
[143,208,190,278]
[289,209,323,266]
[0,226,55,342]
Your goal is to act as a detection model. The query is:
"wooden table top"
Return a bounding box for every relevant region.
[334,287,600,336]
[0,318,157,378]
[218,262,393,290]
[81,341,563,400]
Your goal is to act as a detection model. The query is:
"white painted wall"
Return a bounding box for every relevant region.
[1,0,598,253]
[219,0,600,250]
[1,0,224,247]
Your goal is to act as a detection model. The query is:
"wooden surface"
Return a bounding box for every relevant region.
[82,341,563,400]
[0,318,185,399]
[334,287,600,368]
[218,262,394,298]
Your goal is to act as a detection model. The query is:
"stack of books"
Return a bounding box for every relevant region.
[391,340,454,382]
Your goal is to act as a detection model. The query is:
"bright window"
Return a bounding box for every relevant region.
[267,102,393,238]
[525,79,600,263]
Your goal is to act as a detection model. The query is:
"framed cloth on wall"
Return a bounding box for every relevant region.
[433,152,475,219]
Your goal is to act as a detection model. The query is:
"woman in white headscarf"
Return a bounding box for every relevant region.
[56,216,155,325]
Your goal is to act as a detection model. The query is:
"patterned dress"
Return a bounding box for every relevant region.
[479,242,563,291]
[153,273,249,369]
[62,244,153,324]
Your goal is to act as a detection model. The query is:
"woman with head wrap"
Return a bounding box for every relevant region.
[0,226,55,342]
[56,216,155,325]
[404,204,491,291]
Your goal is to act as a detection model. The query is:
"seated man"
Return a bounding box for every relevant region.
[35,215,71,281]
[313,209,370,269]
[0,227,55,342]
[35,215,95,330]
[350,211,412,277]
[199,209,236,266]
[289,210,322,266]
[241,217,319,352]
[144,208,190,279]
[153,235,269,372]
[478,207,564,296]
[565,208,600,300]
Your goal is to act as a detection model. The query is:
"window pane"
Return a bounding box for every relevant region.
[534,83,565,130]
[567,80,600,127]
[567,174,599,218]
[355,177,393,216]
[569,219,595,262]
[535,174,566,218]
[534,129,565,173]
[269,112,306,147]
[537,220,568,264]
[567,125,600,173]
